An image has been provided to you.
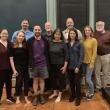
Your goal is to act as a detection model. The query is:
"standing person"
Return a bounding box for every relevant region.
[94,21,110,91]
[62,17,83,91]
[0,29,15,104]
[43,21,53,91]
[83,26,97,100]
[44,21,53,41]
[9,31,30,104]
[27,25,49,106]
[48,29,68,103]
[11,19,34,93]
[11,19,34,42]
[67,28,83,106]
[63,17,82,43]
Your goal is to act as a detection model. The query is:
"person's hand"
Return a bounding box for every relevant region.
[74,67,79,74]
[13,70,18,77]
[89,63,94,69]
[60,66,67,74]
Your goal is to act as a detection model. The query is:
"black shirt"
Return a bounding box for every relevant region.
[49,41,68,64]
[9,47,28,67]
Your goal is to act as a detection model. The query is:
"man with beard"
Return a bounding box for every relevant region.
[94,21,110,91]
[63,17,82,43]
[27,25,49,106]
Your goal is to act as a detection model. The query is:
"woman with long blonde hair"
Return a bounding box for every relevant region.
[83,26,97,100]
[10,31,30,104]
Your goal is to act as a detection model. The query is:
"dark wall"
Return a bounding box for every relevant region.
[57,0,89,31]
[95,0,110,30]
[0,0,46,38]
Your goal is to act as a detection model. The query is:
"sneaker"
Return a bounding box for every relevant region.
[48,93,58,99]
[82,91,90,99]
[7,97,16,103]
[86,94,94,100]
[75,99,81,106]
[55,96,61,103]
[32,96,39,106]
[69,95,75,102]
[39,95,46,104]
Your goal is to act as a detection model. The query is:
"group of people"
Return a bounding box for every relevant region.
[0,18,110,106]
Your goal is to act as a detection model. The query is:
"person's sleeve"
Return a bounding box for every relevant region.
[64,43,69,62]
[11,32,17,42]
[9,45,14,57]
[77,43,84,68]
[77,30,83,41]
[91,39,97,64]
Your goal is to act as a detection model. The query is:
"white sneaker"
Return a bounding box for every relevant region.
[55,96,61,103]
[49,94,57,99]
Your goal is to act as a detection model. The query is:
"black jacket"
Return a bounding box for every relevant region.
[27,36,50,68]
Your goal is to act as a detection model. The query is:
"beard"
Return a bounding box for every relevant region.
[35,32,41,37]
[67,25,73,29]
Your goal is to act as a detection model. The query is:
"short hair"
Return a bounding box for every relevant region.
[21,19,29,23]
[66,17,74,22]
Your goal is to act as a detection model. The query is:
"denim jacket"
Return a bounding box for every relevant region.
[68,41,84,70]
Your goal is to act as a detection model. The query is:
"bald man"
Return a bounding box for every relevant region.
[43,21,53,41]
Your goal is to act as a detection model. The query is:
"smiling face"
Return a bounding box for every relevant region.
[69,30,76,41]
[66,18,74,29]
[84,26,93,38]
[54,31,62,41]
[21,20,29,30]
[0,29,8,41]
[45,22,52,32]
[16,31,25,43]
[33,25,42,38]
[96,21,105,32]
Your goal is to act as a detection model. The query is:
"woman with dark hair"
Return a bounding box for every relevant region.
[9,31,30,104]
[48,29,68,103]
[83,26,97,100]
[67,28,83,106]
[0,29,15,104]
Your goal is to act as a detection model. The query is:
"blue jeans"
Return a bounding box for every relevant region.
[82,63,94,94]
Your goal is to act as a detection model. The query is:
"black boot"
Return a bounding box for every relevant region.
[39,94,46,104]
[75,98,81,106]
[69,95,75,102]
[32,95,40,106]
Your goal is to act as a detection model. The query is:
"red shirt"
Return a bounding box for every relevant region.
[0,42,10,70]
[94,31,110,55]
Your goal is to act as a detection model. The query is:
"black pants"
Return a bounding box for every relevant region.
[0,69,12,99]
[15,66,29,96]
[50,64,66,92]
[68,69,82,99]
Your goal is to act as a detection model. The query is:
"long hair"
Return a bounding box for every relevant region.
[68,28,78,42]
[13,31,26,48]
[83,25,94,40]
[52,28,64,40]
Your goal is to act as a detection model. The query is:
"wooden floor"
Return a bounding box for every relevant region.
[0,89,110,110]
